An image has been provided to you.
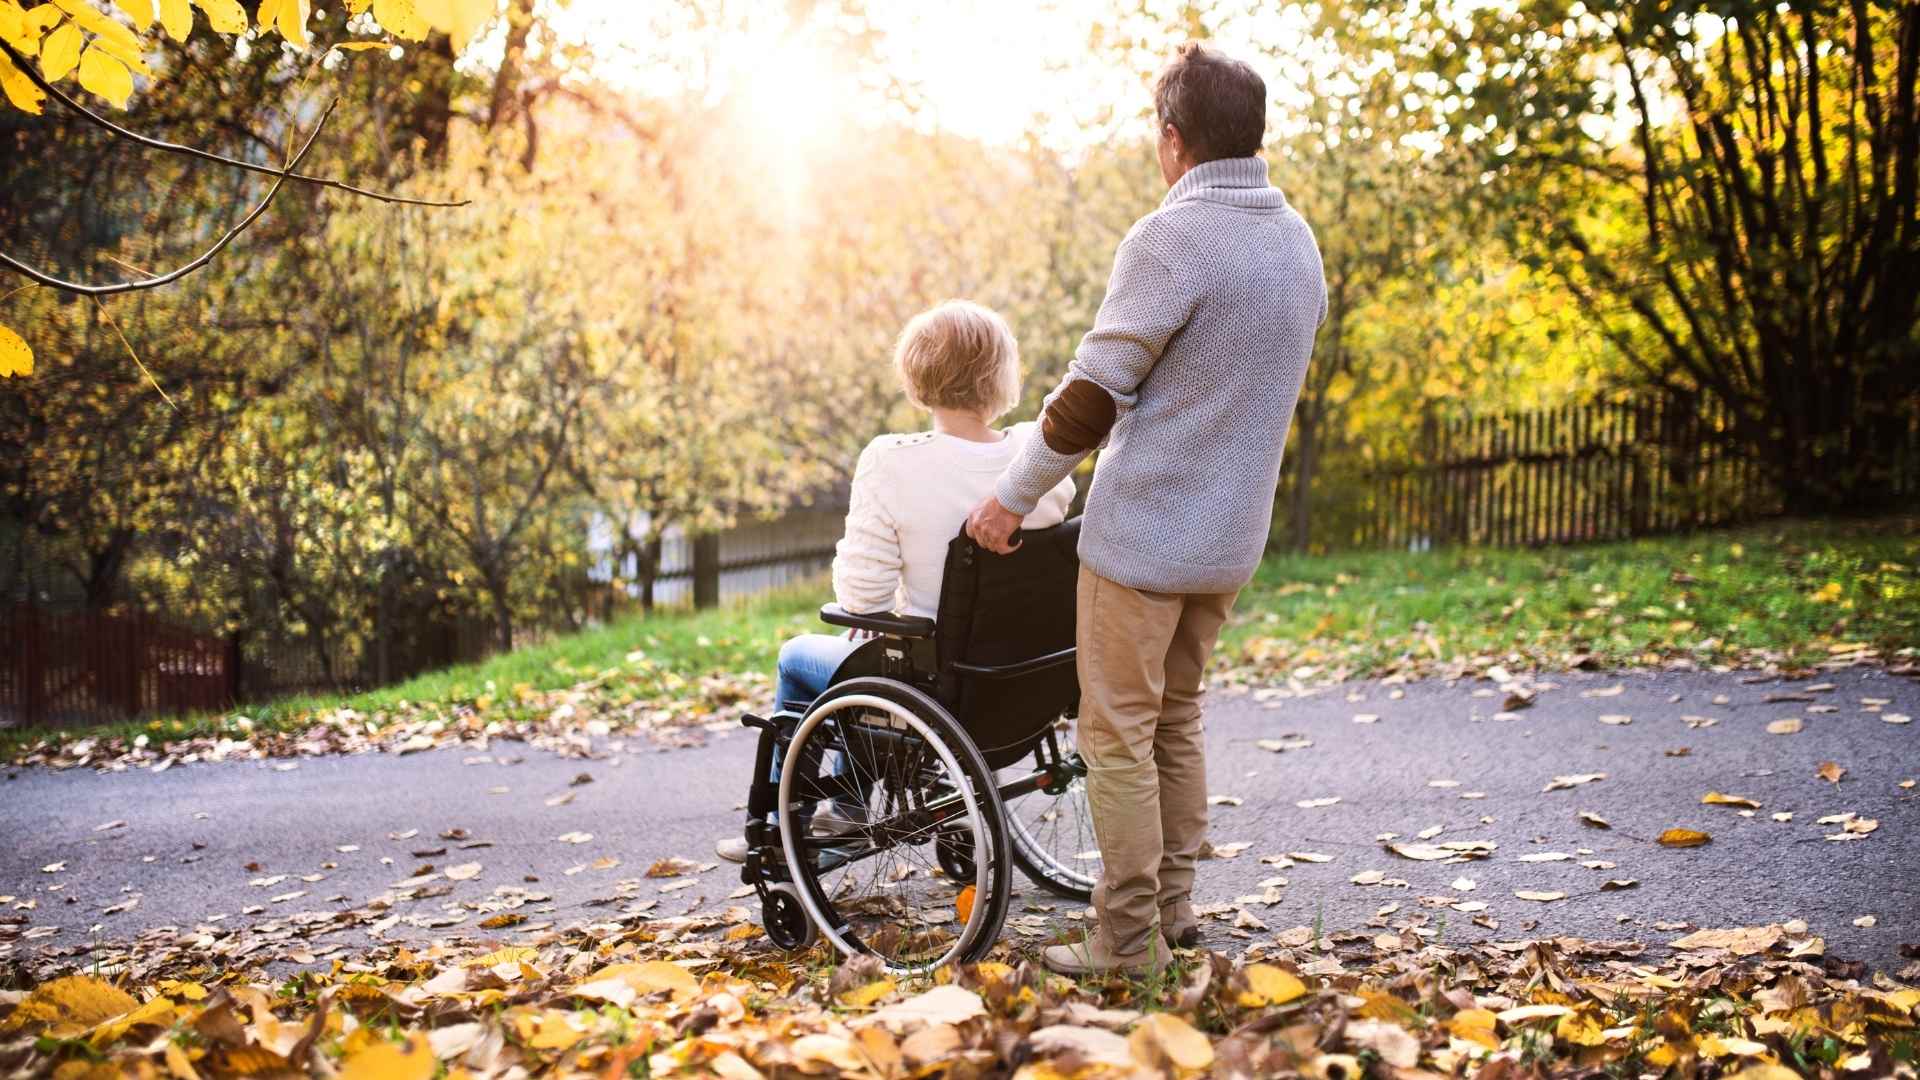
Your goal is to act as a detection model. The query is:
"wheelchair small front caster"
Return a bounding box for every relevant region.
[935,828,976,880]
[762,883,817,951]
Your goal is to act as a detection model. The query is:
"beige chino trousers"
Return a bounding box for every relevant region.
[1075,564,1238,958]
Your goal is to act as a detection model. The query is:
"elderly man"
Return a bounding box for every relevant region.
[967,42,1326,976]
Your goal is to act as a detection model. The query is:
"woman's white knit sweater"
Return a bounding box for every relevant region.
[832,423,1075,618]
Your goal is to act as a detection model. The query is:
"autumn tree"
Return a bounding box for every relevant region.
[1330,0,1920,514]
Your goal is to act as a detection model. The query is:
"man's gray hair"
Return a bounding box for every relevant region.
[1153,42,1267,162]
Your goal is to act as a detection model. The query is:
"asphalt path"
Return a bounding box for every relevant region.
[4,667,1915,973]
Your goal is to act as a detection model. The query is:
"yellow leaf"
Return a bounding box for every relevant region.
[112,0,152,31]
[955,884,976,923]
[1448,1008,1500,1049]
[1657,828,1711,848]
[1555,1005,1607,1046]
[1128,1013,1213,1073]
[580,960,699,1001]
[331,40,391,51]
[76,45,133,107]
[191,0,244,34]
[465,946,536,968]
[40,20,80,80]
[1236,963,1307,1008]
[411,0,490,51]
[0,52,45,113]
[1,976,139,1037]
[89,994,174,1046]
[837,978,897,1008]
[338,1033,435,1080]
[256,0,307,45]
[373,0,428,40]
[512,1008,587,1051]
[1702,792,1761,809]
[156,0,190,40]
[50,1,134,47]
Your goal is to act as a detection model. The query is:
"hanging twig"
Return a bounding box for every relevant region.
[0,38,466,208]
[90,295,175,409]
[0,98,338,296]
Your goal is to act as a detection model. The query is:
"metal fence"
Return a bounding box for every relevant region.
[1,605,237,728]
[1351,399,1782,550]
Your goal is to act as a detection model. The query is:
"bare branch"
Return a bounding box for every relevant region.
[0,38,467,208]
[0,99,337,296]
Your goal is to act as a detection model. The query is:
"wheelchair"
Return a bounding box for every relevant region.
[736,518,1099,974]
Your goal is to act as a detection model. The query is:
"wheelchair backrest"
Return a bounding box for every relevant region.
[934,517,1081,767]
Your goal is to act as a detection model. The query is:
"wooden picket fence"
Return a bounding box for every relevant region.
[1357,398,1778,550]
[1,605,238,729]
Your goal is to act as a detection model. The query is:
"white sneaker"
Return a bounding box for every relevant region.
[812,802,869,837]
[715,836,748,863]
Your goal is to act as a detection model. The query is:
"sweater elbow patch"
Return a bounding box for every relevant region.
[1040,380,1118,455]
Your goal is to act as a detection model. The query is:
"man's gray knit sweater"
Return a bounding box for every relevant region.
[997,156,1326,594]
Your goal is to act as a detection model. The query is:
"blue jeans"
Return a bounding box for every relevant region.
[769,634,864,808]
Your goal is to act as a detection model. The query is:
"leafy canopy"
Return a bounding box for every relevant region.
[0,0,500,377]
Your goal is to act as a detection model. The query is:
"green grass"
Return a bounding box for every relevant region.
[1219,515,1918,678]
[7,516,1914,759]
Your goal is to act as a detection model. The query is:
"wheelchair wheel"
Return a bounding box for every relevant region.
[778,678,1012,975]
[761,883,817,951]
[1002,716,1099,901]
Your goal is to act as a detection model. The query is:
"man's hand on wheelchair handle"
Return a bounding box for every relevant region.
[965,495,1024,555]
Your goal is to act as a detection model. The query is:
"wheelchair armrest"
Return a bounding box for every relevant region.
[819,603,936,639]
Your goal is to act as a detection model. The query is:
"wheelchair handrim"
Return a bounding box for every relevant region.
[777,692,994,974]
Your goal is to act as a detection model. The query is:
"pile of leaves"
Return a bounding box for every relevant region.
[4,905,1917,1079]
[6,659,773,772]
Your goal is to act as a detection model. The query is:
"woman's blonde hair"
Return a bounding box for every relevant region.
[892,300,1020,421]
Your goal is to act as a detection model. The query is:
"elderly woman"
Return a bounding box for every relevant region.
[715,300,1077,862]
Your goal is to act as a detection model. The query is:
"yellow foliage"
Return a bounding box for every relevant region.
[837,979,896,1008]
[1128,1013,1213,1073]
[0,0,497,111]
[1448,1008,1500,1049]
[0,322,31,377]
[1555,1004,1607,1046]
[38,19,77,79]
[154,0,186,38]
[2,975,140,1037]
[337,1033,436,1080]
[254,0,306,46]
[75,44,132,107]
[1237,964,1307,1008]
[191,0,245,34]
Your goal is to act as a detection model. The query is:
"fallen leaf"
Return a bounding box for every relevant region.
[1702,792,1761,809]
[1236,964,1306,1007]
[1816,761,1846,784]
[1598,714,1632,726]
[338,1033,435,1080]
[1543,772,1606,792]
[1295,797,1341,809]
[1515,890,1567,902]
[861,986,985,1033]
[1578,811,1611,829]
[1672,925,1785,955]
[1766,718,1804,735]
[1128,1012,1213,1072]
[445,862,482,881]
[1657,828,1712,848]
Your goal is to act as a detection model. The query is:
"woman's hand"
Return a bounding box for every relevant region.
[965,495,1024,555]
